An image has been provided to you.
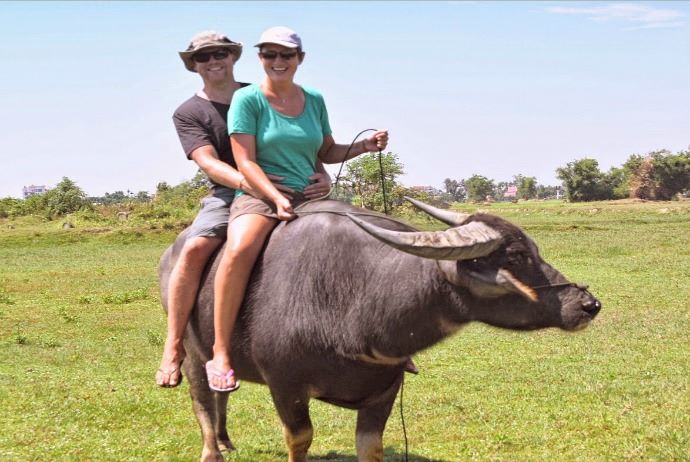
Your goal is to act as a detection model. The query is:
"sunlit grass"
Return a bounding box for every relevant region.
[0,200,688,461]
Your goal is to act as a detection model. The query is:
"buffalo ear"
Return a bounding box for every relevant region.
[438,262,538,302]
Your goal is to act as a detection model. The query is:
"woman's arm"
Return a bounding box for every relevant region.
[317,130,389,165]
[231,133,295,220]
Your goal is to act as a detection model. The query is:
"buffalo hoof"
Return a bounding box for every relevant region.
[200,448,225,462]
[217,438,236,452]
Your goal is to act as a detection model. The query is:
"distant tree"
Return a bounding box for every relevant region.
[621,154,645,181]
[154,176,209,209]
[650,150,690,199]
[536,185,560,200]
[394,185,446,220]
[41,177,92,217]
[494,181,511,201]
[135,191,151,202]
[0,197,22,218]
[103,190,127,205]
[556,158,611,202]
[627,150,690,200]
[189,169,213,190]
[465,174,495,202]
[603,166,628,200]
[156,182,171,193]
[442,178,466,202]
[514,175,538,200]
[341,152,404,212]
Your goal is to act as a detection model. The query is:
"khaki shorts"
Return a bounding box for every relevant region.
[228,192,312,224]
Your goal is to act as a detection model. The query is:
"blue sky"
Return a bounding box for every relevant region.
[1,1,688,198]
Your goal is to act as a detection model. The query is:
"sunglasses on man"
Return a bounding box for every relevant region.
[192,49,232,63]
[259,51,299,60]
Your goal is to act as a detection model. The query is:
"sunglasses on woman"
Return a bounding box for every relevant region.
[192,49,232,63]
[259,51,298,60]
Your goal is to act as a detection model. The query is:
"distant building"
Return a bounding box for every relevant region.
[503,185,518,198]
[411,185,444,195]
[22,185,47,199]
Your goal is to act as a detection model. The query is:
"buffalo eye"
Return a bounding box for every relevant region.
[506,248,532,268]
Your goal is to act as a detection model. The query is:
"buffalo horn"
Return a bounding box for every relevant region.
[404,196,469,226]
[347,213,503,260]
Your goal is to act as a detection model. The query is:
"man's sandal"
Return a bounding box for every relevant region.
[156,363,184,388]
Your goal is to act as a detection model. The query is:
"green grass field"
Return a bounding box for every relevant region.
[1,200,688,461]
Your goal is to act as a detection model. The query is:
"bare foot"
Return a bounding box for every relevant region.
[156,347,185,387]
[206,355,239,392]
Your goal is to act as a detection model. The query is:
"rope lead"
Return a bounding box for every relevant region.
[333,129,390,215]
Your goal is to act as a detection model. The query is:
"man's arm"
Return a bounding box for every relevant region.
[191,145,294,199]
[190,145,245,190]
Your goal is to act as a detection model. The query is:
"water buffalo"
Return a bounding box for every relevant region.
[158,197,601,462]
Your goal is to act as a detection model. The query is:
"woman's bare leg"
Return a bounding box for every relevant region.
[208,214,277,390]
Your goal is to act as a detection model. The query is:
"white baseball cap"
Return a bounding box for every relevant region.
[255,26,302,49]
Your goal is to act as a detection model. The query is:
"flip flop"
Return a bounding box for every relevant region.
[156,362,184,388]
[205,361,240,393]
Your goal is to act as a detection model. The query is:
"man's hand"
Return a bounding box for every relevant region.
[240,174,294,201]
[303,172,332,199]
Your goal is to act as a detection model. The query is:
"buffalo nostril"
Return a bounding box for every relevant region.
[583,299,601,314]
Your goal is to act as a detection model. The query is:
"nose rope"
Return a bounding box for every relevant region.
[331,128,390,215]
[531,282,599,309]
[531,282,590,290]
[333,129,377,192]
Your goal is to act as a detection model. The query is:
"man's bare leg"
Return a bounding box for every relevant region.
[157,236,222,387]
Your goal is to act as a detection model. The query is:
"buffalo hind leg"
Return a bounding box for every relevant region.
[355,395,397,462]
[270,388,313,462]
[185,357,225,462]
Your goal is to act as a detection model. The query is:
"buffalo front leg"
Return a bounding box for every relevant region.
[214,392,235,452]
[184,358,225,462]
[270,388,313,462]
[355,395,397,462]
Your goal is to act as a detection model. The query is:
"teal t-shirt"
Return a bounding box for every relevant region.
[230,84,332,193]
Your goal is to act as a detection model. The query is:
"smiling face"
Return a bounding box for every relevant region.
[193,47,237,84]
[258,44,303,83]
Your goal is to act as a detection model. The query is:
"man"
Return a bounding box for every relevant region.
[156,31,331,387]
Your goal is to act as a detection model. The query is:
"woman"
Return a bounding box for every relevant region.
[205,26,389,391]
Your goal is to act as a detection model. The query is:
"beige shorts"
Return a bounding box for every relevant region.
[228,193,313,224]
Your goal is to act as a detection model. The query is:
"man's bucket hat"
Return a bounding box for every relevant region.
[179,31,243,72]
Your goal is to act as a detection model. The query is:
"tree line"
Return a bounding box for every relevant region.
[557,149,689,202]
[339,147,689,210]
[1,148,688,220]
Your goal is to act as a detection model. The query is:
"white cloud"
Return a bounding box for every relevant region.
[547,3,686,30]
